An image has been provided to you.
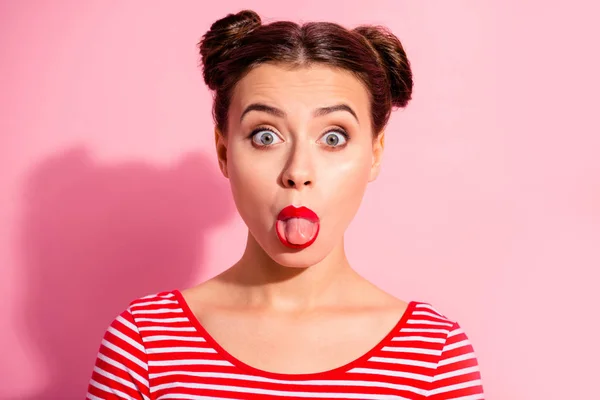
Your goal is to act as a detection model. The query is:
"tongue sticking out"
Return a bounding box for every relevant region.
[277,217,319,246]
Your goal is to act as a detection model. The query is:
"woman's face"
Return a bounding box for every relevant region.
[216,63,384,268]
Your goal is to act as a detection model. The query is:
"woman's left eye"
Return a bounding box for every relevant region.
[319,130,348,147]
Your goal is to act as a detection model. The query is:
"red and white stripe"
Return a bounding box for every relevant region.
[87,291,484,399]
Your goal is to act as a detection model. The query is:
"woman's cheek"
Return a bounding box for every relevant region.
[228,157,276,222]
[325,156,371,198]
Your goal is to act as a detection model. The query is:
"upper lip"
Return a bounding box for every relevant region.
[277,205,319,222]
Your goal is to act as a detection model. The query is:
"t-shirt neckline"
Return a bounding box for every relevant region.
[172,289,416,381]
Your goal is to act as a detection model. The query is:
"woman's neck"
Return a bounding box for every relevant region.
[218,231,364,313]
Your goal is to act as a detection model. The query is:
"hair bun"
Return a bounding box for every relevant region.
[354,25,413,108]
[199,10,262,90]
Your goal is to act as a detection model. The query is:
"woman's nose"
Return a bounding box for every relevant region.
[280,144,314,189]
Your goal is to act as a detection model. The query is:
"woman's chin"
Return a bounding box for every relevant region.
[269,251,326,269]
[267,237,339,269]
[247,227,338,269]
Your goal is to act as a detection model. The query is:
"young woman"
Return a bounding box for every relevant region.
[86,9,484,399]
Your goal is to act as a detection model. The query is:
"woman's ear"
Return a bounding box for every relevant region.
[214,127,229,178]
[369,131,385,182]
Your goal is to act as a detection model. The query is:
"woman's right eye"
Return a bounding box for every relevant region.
[251,129,283,147]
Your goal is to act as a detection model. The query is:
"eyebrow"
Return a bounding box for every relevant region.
[240,102,359,124]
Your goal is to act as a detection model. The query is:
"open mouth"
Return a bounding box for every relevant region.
[275,205,320,249]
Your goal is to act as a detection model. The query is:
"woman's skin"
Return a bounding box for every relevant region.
[182,63,408,374]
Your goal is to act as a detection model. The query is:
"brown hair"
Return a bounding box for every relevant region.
[198,10,413,136]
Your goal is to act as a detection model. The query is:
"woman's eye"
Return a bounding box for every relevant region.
[251,129,282,147]
[319,130,348,147]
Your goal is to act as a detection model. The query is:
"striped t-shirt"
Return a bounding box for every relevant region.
[86,290,484,399]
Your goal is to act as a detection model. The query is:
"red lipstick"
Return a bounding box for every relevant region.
[276,205,320,249]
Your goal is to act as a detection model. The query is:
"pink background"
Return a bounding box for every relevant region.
[1,1,598,399]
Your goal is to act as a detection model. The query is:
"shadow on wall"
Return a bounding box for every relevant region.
[12,146,235,400]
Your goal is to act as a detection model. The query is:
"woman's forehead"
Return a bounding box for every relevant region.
[233,63,371,109]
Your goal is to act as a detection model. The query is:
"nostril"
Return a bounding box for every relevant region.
[287,179,295,187]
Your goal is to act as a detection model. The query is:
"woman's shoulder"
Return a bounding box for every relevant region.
[406,300,482,372]
[405,299,474,338]
[104,289,185,332]
[87,289,184,397]
[404,300,484,395]
[407,299,458,323]
[119,289,190,322]
[126,289,181,308]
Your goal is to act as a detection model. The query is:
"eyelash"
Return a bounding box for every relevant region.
[248,126,350,150]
